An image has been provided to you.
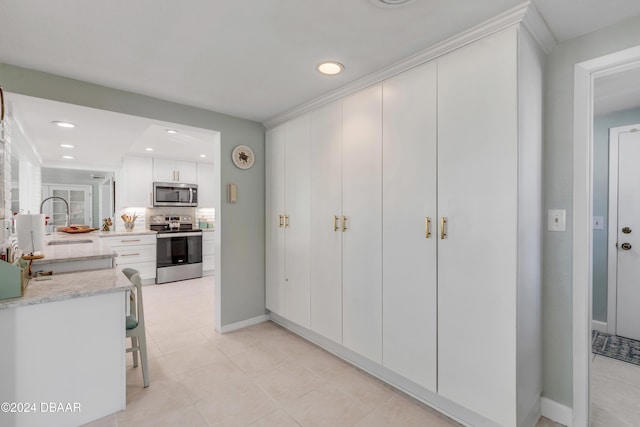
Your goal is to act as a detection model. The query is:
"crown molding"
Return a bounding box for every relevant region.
[263,1,534,129]
[522,2,556,54]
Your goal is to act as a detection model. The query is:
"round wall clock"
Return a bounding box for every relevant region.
[232,145,255,169]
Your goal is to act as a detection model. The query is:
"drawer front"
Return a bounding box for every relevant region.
[102,235,156,248]
[113,245,156,265]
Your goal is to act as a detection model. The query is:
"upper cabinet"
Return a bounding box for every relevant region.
[153,159,197,183]
[196,163,216,208]
[117,155,153,208]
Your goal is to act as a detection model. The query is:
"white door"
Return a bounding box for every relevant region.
[153,158,176,182]
[615,128,640,341]
[196,163,216,208]
[310,100,343,343]
[382,61,437,391]
[342,83,383,364]
[283,114,311,328]
[42,185,92,229]
[265,125,286,316]
[437,29,518,427]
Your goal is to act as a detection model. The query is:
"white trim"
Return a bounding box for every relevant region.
[218,314,269,333]
[270,313,500,427]
[591,320,607,333]
[573,44,640,427]
[263,2,531,129]
[541,397,573,427]
[521,2,556,54]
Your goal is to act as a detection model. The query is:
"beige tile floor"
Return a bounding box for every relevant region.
[84,276,562,427]
[591,354,640,427]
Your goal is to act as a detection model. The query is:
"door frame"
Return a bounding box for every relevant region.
[573,46,640,427]
[606,124,640,334]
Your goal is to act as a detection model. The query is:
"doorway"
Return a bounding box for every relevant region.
[606,124,640,341]
[573,46,640,426]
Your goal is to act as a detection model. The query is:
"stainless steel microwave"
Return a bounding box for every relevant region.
[153,182,198,207]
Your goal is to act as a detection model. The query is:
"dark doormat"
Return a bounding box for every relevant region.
[592,330,640,366]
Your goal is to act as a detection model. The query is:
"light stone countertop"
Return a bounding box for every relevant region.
[0,268,133,310]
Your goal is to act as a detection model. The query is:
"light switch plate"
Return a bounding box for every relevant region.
[593,216,604,230]
[548,209,566,232]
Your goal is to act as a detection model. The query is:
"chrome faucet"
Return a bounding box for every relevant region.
[40,196,70,228]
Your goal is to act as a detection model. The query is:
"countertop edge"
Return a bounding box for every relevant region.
[0,283,134,310]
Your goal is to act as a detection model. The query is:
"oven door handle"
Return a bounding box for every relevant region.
[157,232,203,238]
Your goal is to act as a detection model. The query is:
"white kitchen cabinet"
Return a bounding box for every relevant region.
[309,101,343,344]
[153,158,197,183]
[118,156,152,208]
[196,162,216,207]
[265,114,311,328]
[101,234,157,283]
[381,61,438,392]
[202,231,215,274]
[342,84,383,364]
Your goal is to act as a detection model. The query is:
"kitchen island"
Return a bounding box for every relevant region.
[0,268,133,427]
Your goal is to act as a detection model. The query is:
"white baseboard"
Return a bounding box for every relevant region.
[541,397,572,427]
[218,314,270,333]
[591,320,607,333]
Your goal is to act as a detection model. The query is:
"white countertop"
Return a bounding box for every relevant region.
[0,268,133,310]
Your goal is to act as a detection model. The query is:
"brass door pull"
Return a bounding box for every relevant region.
[425,217,431,238]
[342,216,348,232]
[333,216,339,232]
[284,215,289,228]
[440,217,447,240]
[621,242,632,250]
[278,215,284,228]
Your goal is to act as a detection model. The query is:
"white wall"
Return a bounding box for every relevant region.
[543,14,640,407]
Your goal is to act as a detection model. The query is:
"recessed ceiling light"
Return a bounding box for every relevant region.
[167,129,177,134]
[145,147,154,151]
[62,155,74,160]
[53,121,75,128]
[317,61,344,76]
[200,154,207,158]
[60,144,74,148]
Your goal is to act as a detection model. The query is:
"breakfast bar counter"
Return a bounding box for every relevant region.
[0,267,131,427]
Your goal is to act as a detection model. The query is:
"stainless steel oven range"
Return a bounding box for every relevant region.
[150,215,202,284]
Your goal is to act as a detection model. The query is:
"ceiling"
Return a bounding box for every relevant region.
[2,0,640,172]
[594,66,640,117]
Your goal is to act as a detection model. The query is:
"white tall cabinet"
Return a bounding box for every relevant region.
[341,84,383,364]
[309,101,343,344]
[265,114,311,328]
[266,24,542,427]
[381,61,438,392]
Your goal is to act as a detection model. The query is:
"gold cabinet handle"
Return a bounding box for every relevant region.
[278,215,284,228]
[440,217,447,240]
[284,215,289,228]
[425,217,431,238]
[120,253,140,257]
[342,216,348,232]
[333,215,339,232]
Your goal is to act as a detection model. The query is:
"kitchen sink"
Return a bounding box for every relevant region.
[48,239,93,245]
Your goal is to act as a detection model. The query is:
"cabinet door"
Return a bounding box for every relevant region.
[342,84,383,363]
[121,156,152,207]
[176,161,197,183]
[437,29,518,427]
[197,163,216,207]
[265,125,286,316]
[382,62,437,391]
[153,158,175,182]
[310,101,343,343]
[283,114,311,328]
